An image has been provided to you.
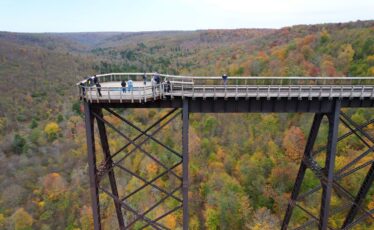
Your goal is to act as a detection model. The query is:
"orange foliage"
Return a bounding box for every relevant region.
[163,214,177,229]
[42,172,67,199]
[146,162,159,175]
[282,126,306,160]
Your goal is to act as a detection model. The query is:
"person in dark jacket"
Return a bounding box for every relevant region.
[166,80,171,92]
[222,73,228,87]
[96,83,102,97]
[80,82,86,96]
[143,73,147,85]
[154,73,160,85]
[93,75,98,84]
[121,80,127,93]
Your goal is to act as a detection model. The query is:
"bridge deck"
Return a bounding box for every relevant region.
[78,73,374,111]
[81,81,374,102]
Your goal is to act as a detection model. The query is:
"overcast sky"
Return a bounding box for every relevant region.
[0,0,373,32]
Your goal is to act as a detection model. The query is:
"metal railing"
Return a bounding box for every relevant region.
[77,73,374,102]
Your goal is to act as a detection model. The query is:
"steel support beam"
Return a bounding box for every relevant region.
[342,162,374,228]
[281,113,324,229]
[96,108,125,229]
[319,100,341,230]
[182,99,189,230]
[84,102,101,230]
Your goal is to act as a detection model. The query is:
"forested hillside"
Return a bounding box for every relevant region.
[0,20,373,229]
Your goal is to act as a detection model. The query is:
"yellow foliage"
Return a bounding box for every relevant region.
[11,208,33,230]
[216,147,225,161]
[44,122,60,136]
[368,67,374,75]
[0,213,5,227]
[367,55,374,65]
[38,201,45,208]
[208,161,225,171]
[0,117,7,132]
[271,47,288,61]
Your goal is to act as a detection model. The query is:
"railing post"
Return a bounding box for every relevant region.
[89,87,93,103]
[246,85,249,100]
[361,86,365,99]
[192,84,195,99]
[340,85,343,99]
[107,88,111,103]
[182,83,184,99]
[131,88,134,103]
[144,86,146,102]
[159,83,162,99]
[171,83,174,100]
[350,85,354,99]
[96,87,99,103]
[120,88,123,103]
[236,84,238,100]
[329,86,333,100]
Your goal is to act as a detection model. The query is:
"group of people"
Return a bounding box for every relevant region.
[120,79,133,93]
[80,73,228,98]
[80,75,102,97]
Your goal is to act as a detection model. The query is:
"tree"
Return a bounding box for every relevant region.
[29,118,38,129]
[72,101,82,115]
[320,55,337,76]
[44,122,60,141]
[12,134,27,154]
[0,213,5,229]
[320,28,330,44]
[337,44,355,75]
[42,172,67,200]
[282,126,306,160]
[249,207,280,230]
[11,208,33,230]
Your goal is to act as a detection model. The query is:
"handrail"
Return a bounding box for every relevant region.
[77,72,374,85]
[76,73,374,103]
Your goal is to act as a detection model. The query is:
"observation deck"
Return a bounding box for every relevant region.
[78,73,374,113]
[80,73,374,230]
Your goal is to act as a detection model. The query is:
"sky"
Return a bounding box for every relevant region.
[0,0,373,33]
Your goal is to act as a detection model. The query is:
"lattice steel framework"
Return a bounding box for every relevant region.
[282,100,374,230]
[84,97,373,230]
[84,100,189,230]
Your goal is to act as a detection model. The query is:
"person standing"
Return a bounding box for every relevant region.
[96,82,102,97]
[80,82,86,96]
[93,75,98,84]
[151,75,156,96]
[222,73,228,87]
[143,73,147,85]
[121,80,127,93]
[127,79,133,91]
[166,80,171,93]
